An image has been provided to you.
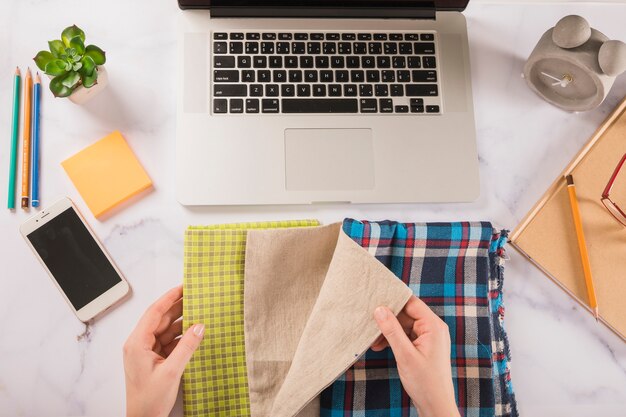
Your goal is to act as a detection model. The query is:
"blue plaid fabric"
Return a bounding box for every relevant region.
[320,219,518,417]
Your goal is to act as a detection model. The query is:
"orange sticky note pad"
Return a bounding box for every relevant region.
[62,131,152,218]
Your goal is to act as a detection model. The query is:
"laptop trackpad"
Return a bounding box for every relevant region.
[285,128,375,191]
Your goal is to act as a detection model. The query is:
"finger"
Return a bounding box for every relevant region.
[133,286,183,346]
[161,338,180,358]
[374,306,415,363]
[165,324,205,378]
[158,319,183,347]
[371,334,389,351]
[403,295,438,321]
[155,299,183,336]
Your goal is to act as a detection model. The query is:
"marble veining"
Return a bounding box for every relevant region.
[1,1,626,416]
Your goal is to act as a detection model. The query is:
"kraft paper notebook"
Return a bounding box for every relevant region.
[61,131,152,218]
[511,97,626,341]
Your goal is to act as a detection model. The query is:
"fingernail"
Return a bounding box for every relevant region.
[374,307,387,321]
[193,324,205,337]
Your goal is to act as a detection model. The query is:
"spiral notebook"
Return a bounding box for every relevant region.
[511,97,626,341]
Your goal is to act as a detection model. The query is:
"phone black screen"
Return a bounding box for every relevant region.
[27,207,122,310]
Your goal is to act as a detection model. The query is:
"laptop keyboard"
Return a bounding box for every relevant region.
[211,31,441,115]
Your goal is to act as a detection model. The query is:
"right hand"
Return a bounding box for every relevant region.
[373,296,460,417]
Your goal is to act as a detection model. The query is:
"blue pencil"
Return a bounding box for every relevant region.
[31,73,41,207]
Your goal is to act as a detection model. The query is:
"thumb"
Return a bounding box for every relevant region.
[166,323,204,377]
[374,306,415,363]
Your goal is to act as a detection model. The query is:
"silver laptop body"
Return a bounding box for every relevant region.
[177,0,479,205]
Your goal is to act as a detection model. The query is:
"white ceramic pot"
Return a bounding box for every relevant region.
[68,66,108,104]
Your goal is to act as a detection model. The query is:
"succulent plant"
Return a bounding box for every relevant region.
[33,25,106,98]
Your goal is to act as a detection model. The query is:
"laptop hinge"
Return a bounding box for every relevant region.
[179,1,437,20]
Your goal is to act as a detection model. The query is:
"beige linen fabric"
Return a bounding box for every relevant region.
[244,223,413,417]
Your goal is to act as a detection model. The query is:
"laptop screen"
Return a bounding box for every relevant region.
[178,0,470,15]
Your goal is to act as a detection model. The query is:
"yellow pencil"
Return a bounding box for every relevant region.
[565,174,599,320]
[21,68,33,209]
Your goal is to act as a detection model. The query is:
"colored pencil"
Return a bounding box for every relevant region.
[7,67,21,210]
[565,174,599,320]
[20,68,32,209]
[31,73,42,208]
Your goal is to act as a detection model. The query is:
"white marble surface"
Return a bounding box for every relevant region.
[1,1,626,416]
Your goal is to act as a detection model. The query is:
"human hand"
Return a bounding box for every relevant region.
[373,296,460,417]
[123,285,204,417]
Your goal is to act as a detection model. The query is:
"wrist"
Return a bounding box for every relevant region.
[412,395,460,417]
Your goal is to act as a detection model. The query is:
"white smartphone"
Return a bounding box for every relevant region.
[20,197,130,322]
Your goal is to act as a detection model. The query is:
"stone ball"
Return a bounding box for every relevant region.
[552,15,591,49]
[599,40,626,76]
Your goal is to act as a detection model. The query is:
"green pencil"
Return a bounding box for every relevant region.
[7,67,21,210]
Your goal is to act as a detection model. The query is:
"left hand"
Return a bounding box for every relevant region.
[123,285,205,417]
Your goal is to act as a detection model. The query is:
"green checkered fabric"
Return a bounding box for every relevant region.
[182,220,320,417]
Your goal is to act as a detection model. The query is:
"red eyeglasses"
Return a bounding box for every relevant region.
[601,153,626,227]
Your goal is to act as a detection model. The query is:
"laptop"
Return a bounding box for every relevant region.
[176,0,479,205]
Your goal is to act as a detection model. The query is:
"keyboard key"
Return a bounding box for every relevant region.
[315,56,329,68]
[320,70,334,82]
[392,56,406,68]
[341,33,356,40]
[389,33,403,41]
[282,84,295,97]
[390,84,403,96]
[329,84,342,96]
[294,33,308,40]
[423,56,437,68]
[307,42,321,54]
[350,70,364,82]
[213,42,228,54]
[285,56,298,68]
[269,56,283,68]
[230,98,244,113]
[279,33,292,40]
[277,42,290,54]
[214,32,228,40]
[246,42,260,54]
[326,33,340,40]
[405,84,438,96]
[289,70,303,83]
[230,42,244,54]
[214,84,247,97]
[413,42,435,54]
[344,84,357,96]
[412,70,437,82]
[323,42,337,54]
[358,33,372,40]
[257,70,271,82]
[353,42,367,54]
[346,56,360,68]
[382,70,395,82]
[380,98,394,112]
[375,84,388,96]
[313,84,327,96]
[292,42,306,54]
[250,84,263,96]
[404,33,419,41]
[361,56,375,68]
[366,70,380,82]
[265,84,279,96]
[338,42,352,54]
[411,105,425,113]
[246,33,260,40]
[359,84,373,96]
[261,42,275,54]
[230,33,244,40]
[384,42,398,54]
[213,98,228,113]
[408,56,421,68]
[262,33,277,40]
[336,70,349,82]
[374,33,387,41]
[282,98,358,113]
[311,33,324,40]
[246,98,260,113]
[253,56,267,68]
[331,56,346,68]
[273,70,287,82]
[297,84,311,96]
[426,105,440,113]
[368,42,382,54]
[395,105,409,113]
[300,56,314,68]
[360,98,378,112]
[399,42,412,54]
[420,33,434,41]
[242,70,255,82]
[237,56,251,68]
[214,56,235,68]
[397,70,411,82]
[305,70,318,82]
[262,98,279,113]
[377,56,391,68]
[411,99,424,113]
